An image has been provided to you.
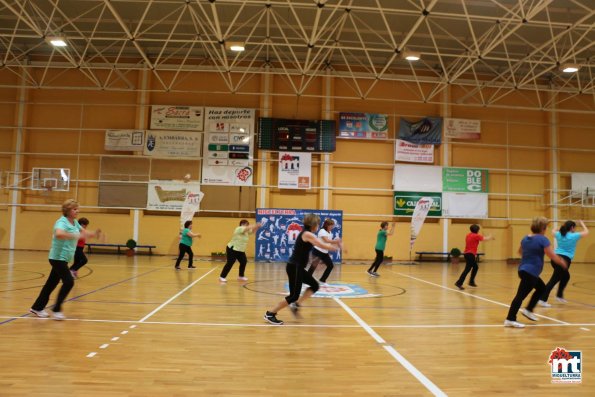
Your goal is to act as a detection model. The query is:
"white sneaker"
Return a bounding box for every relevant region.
[319,281,329,286]
[538,300,552,308]
[52,311,66,321]
[504,320,525,328]
[219,277,227,282]
[556,297,568,304]
[29,308,49,318]
[521,308,538,321]
[237,276,248,281]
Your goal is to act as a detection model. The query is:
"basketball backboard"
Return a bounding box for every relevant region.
[31,168,70,191]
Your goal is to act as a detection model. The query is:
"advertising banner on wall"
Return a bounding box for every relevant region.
[143,130,202,158]
[201,107,256,186]
[443,167,489,193]
[105,130,144,151]
[444,118,481,140]
[147,180,202,211]
[443,192,488,218]
[394,191,442,217]
[278,152,312,189]
[398,117,442,145]
[255,208,343,263]
[150,105,204,131]
[393,164,443,193]
[338,112,389,139]
[394,139,434,163]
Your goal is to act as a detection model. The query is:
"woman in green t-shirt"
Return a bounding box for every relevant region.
[219,220,261,282]
[175,220,201,269]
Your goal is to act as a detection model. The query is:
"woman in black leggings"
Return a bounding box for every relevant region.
[504,217,567,328]
[264,214,338,325]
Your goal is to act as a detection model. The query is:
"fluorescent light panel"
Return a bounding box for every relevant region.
[561,64,579,73]
[47,37,67,47]
[227,42,245,52]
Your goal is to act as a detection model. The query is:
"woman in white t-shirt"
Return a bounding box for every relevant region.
[307,218,342,285]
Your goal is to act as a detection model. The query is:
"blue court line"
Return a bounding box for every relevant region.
[0,266,165,326]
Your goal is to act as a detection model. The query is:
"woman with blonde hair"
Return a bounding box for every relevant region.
[264,214,338,325]
[30,199,101,320]
[504,217,566,328]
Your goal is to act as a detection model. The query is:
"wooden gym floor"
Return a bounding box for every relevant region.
[0,249,593,396]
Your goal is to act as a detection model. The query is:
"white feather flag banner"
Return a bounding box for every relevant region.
[410,197,434,248]
[180,190,205,227]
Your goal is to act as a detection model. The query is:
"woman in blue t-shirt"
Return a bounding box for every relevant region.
[539,220,589,306]
[504,217,567,328]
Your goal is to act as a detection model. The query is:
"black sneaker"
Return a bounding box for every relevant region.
[469,282,478,287]
[454,282,465,290]
[175,266,181,270]
[188,265,196,269]
[264,311,284,325]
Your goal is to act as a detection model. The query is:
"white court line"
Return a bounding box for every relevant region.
[2,315,594,329]
[138,267,218,323]
[86,352,97,358]
[395,272,571,325]
[580,327,590,331]
[334,297,446,397]
[99,344,109,349]
[111,337,119,341]
[121,330,128,335]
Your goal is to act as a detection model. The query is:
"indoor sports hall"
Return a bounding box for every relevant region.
[1,1,593,396]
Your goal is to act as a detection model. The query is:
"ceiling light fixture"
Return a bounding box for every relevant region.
[46,36,67,47]
[402,49,421,62]
[227,42,245,52]
[560,63,579,73]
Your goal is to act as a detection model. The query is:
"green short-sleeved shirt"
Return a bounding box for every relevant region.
[180,228,193,246]
[227,226,249,252]
[49,216,81,262]
[375,229,388,251]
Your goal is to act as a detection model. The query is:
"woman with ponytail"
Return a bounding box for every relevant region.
[539,220,589,306]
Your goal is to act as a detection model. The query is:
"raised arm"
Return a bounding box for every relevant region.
[55,228,80,240]
[578,220,590,237]
[187,230,201,238]
[320,235,342,246]
[386,222,396,236]
[544,245,567,269]
[81,228,101,239]
[482,234,495,241]
[243,223,262,234]
[303,231,338,252]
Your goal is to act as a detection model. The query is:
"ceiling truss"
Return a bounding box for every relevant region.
[0,0,593,112]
